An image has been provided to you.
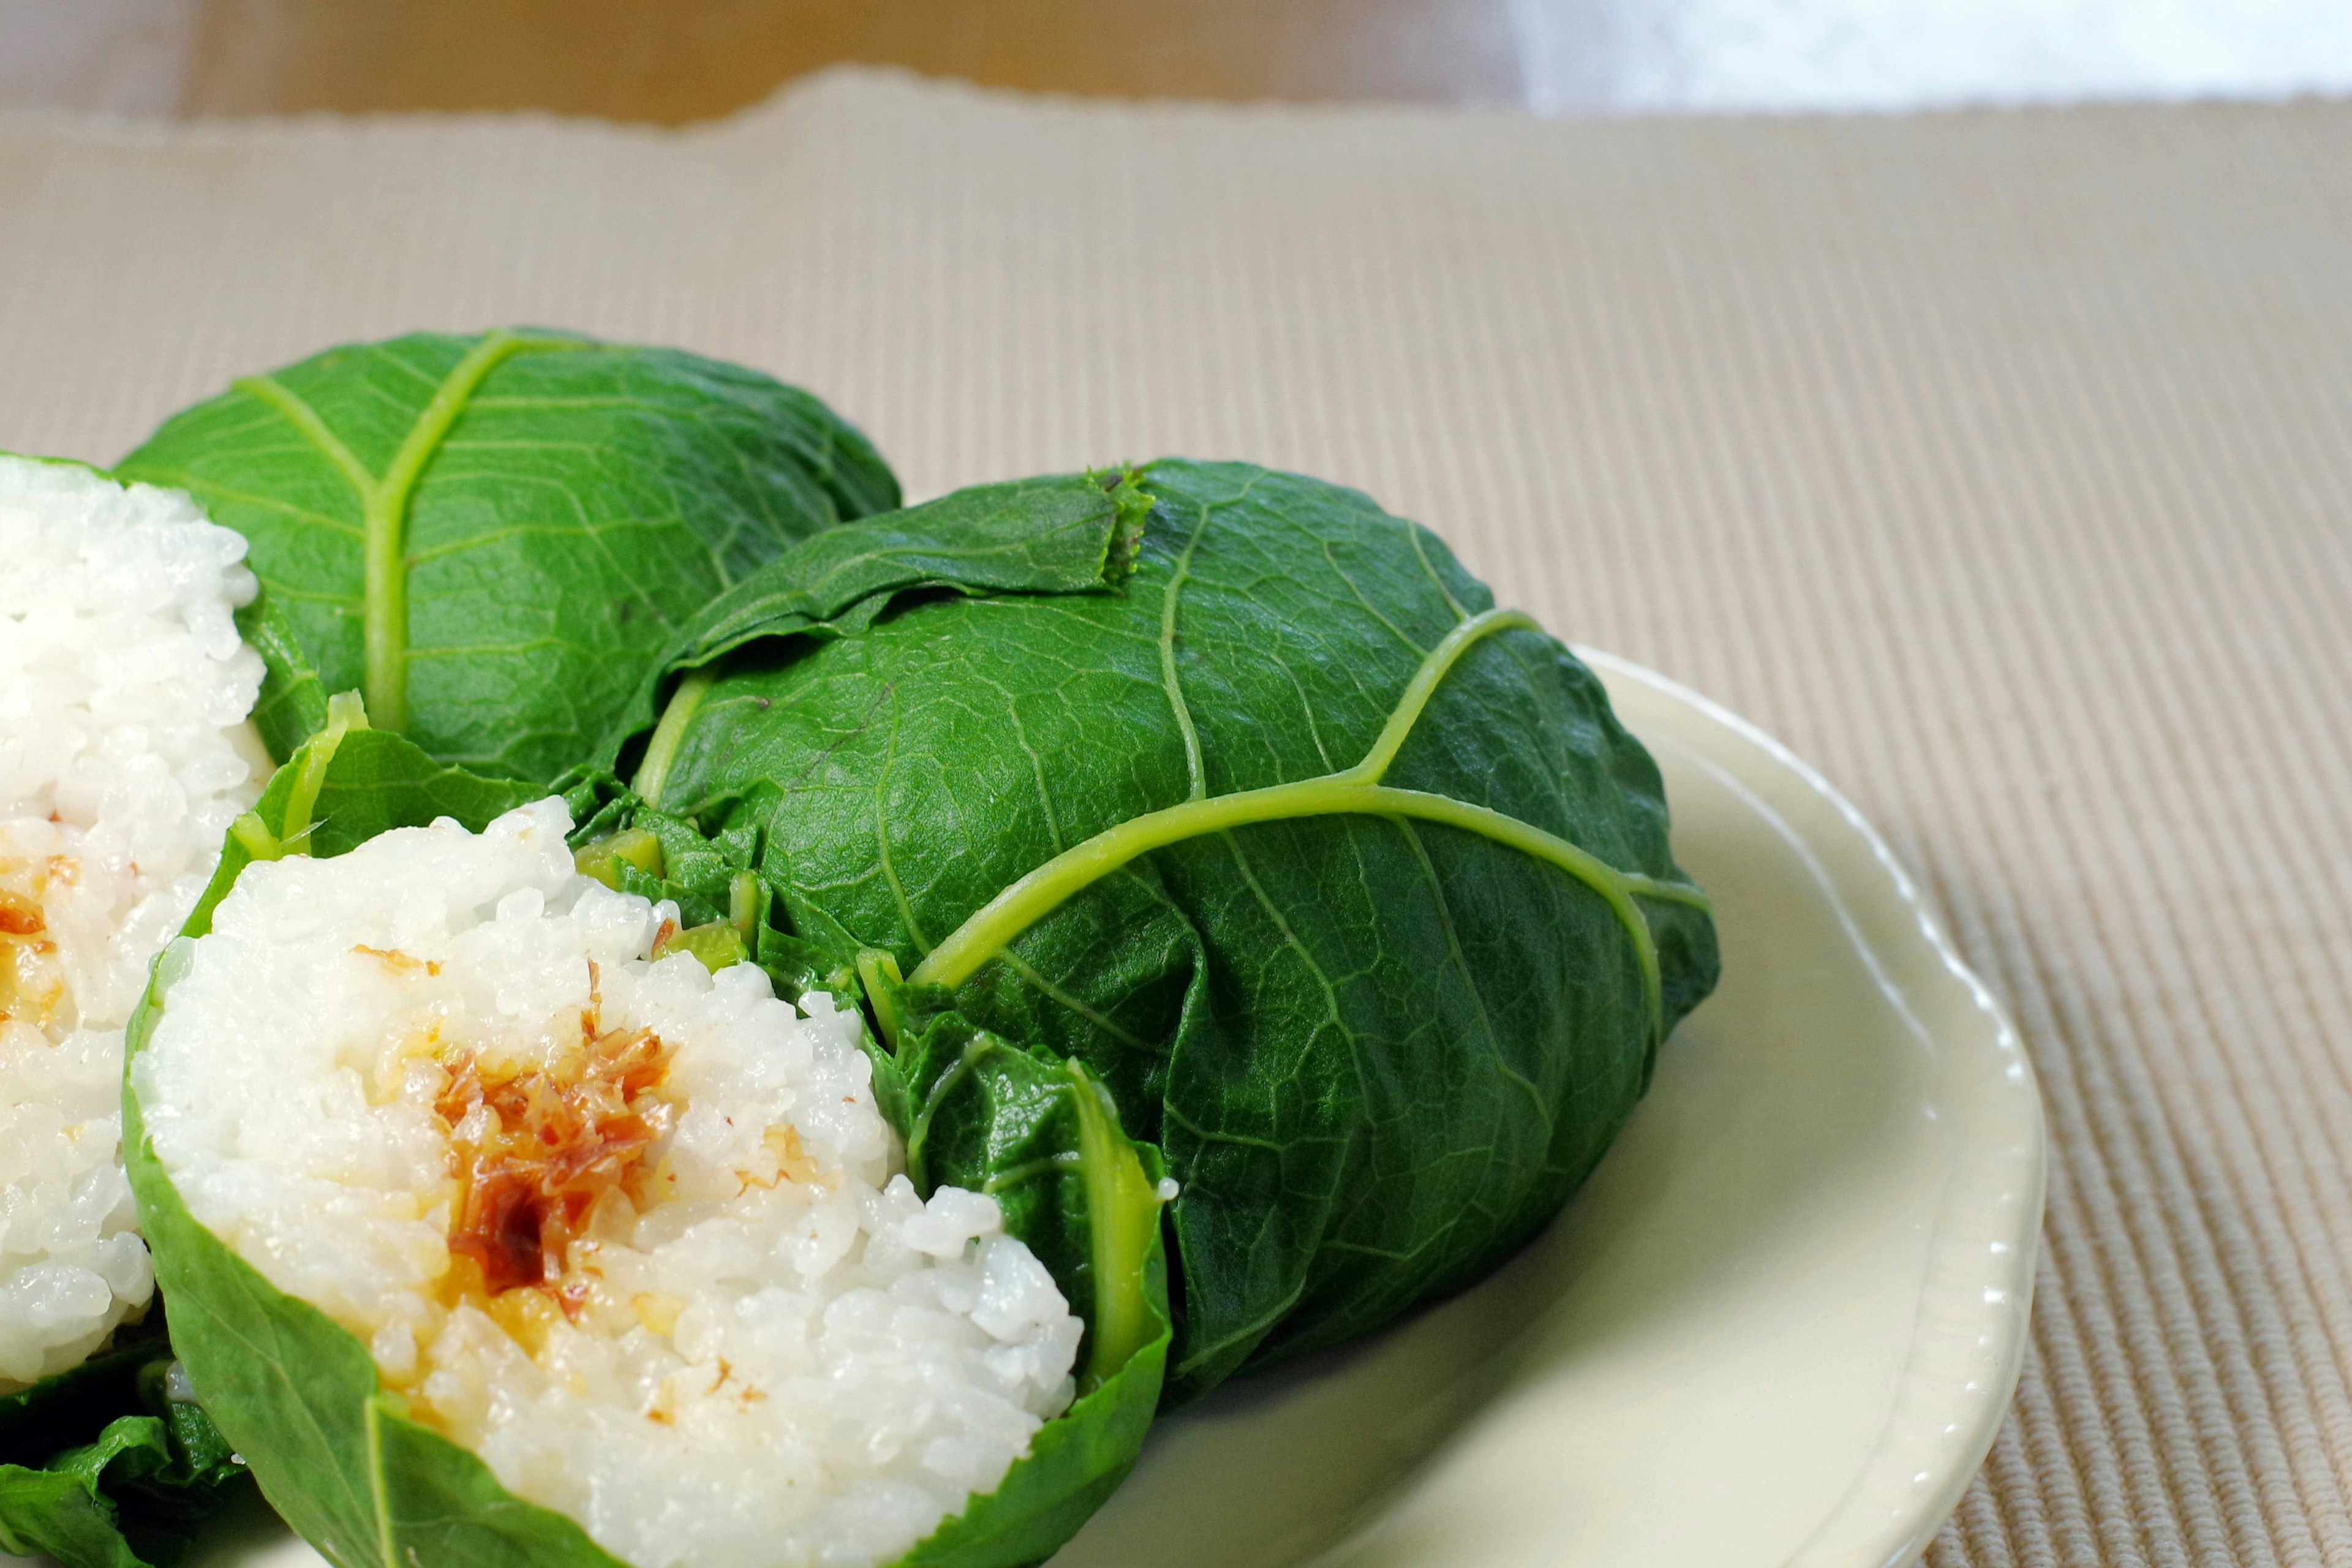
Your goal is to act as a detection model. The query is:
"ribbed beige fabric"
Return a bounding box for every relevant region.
[2,70,2348,1567]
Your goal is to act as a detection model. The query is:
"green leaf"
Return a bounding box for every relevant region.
[232,587,331,764]
[124,729,643,1568]
[0,1339,252,1568]
[190,726,543,943]
[118,329,900,781]
[894,1021,1169,1396]
[0,459,257,1568]
[620,469,1148,805]
[124,1066,627,1568]
[127,734,1166,1568]
[627,458,1722,1400]
[662,467,1147,679]
[0,1418,170,1568]
[0,1321,170,1467]
[843,981,1174,1568]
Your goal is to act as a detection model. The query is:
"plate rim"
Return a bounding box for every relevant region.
[1578,648,2047,1568]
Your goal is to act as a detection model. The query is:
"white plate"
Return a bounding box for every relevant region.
[180,652,2043,1568]
[1047,652,2046,1568]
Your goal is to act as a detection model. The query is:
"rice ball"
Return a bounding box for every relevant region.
[0,454,266,1390]
[137,797,1083,1568]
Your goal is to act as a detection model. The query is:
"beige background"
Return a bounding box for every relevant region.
[0,0,1529,119]
[2,71,2348,1564]
[6,0,2348,123]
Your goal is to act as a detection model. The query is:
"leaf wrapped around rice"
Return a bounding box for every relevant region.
[118,330,900,781]
[603,461,1721,1401]
[0,453,268,1568]
[125,717,1167,1568]
[0,1315,249,1568]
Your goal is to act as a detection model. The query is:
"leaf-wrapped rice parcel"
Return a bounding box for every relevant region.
[116,330,900,780]
[124,715,1169,1568]
[600,461,1722,1400]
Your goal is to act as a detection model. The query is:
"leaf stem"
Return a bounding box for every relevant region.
[913,776,1678,1025]
[635,666,717,809]
[1068,1058,1161,1392]
[232,689,372,861]
[909,606,1711,1037]
[1158,505,1212,800]
[1341,608,1540,783]
[364,1396,397,1568]
[362,331,559,736]
[233,374,373,496]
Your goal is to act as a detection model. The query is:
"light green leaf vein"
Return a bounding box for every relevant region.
[239,331,584,736]
[911,608,1711,1038]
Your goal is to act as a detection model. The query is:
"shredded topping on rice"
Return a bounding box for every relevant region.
[437,968,677,1300]
[141,799,1084,1568]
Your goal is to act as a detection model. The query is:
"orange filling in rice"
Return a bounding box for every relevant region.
[0,853,65,1030]
[434,964,678,1317]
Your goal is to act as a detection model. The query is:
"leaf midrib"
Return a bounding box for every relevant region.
[234,331,582,736]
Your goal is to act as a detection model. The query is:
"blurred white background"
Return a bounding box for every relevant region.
[1507,0,2352,111]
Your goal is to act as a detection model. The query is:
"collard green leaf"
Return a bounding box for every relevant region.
[186,717,543,943]
[617,469,1150,804]
[655,467,1148,685]
[127,732,1167,1568]
[0,1417,170,1568]
[0,456,257,1568]
[124,729,657,1568]
[0,1322,168,1468]
[892,1019,1170,1402]
[124,1047,628,1568]
[118,330,900,782]
[0,1334,251,1568]
[628,459,1722,1400]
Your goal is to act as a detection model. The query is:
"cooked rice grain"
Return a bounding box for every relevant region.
[0,455,264,1389]
[138,799,1081,1568]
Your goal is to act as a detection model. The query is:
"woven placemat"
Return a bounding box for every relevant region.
[4,70,2348,1566]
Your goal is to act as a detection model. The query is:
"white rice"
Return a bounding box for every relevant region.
[137,799,1082,1568]
[0,454,266,1390]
